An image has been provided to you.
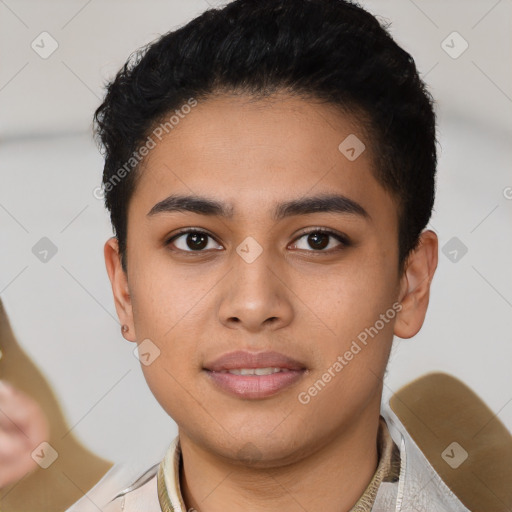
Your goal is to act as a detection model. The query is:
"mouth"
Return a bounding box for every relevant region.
[203,368,307,399]
[203,350,308,399]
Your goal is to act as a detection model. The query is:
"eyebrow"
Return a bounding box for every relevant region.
[147,193,370,221]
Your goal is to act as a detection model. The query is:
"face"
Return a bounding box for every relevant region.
[105,92,437,466]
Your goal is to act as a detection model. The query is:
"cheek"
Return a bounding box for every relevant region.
[297,254,398,393]
[133,298,204,422]
[139,357,195,427]
[299,271,396,410]
[309,261,396,338]
[129,248,211,336]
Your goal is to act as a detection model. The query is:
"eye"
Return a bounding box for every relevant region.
[290,229,349,252]
[166,229,223,252]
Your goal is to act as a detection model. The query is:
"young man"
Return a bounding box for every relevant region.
[67,0,473,510]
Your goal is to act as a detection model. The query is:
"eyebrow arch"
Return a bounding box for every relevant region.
[147,193,370,221]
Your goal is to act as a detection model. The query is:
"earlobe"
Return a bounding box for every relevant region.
[104,237,136,342]
[394,230,438,339]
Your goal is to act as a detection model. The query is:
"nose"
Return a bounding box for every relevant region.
[217,248,294,333]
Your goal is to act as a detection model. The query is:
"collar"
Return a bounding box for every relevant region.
[157,415,401,512]
[350,415,401,511]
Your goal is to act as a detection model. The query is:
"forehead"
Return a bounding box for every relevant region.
[130,93,396,223]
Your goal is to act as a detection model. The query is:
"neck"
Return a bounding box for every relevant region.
[178,400,381,512]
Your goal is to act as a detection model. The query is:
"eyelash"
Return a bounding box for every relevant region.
[165,227,350,254]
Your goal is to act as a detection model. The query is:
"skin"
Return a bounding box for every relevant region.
[104,92,438,512]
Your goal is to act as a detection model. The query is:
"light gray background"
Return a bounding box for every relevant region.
[1,0,511,467]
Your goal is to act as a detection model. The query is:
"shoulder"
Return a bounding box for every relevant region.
[65,461,160,512]
[105,464,160,511]
[66,436,181,512]
[378,377,475,512]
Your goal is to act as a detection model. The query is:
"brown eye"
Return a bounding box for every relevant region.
[167,230,223,252]
[291,229,349,252]
[307,232,330,250]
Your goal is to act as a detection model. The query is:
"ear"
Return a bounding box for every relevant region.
[104,237,136,342]
[394,230,438,339]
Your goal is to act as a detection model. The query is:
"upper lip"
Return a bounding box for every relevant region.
[203,350,307,372]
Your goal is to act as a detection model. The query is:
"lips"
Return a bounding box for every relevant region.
[203,350,307,372]
[203,350,307,399]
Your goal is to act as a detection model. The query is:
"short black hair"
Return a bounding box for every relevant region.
[93,0,437,274]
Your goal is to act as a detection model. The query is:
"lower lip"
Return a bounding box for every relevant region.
[204,369,306,399]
